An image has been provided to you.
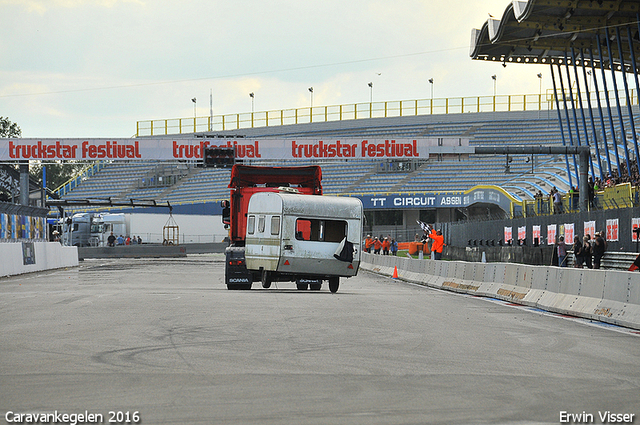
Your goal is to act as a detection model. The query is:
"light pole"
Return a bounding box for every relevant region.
[537,73,543,117]
[191,97,197,119]
[368,82,373,103]
[308,87,313,108]
[249,92,254,113]
[491,75,497,112]
[429,78,434,114]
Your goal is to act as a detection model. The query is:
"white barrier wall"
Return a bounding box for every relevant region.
[0,242,78,277]
[361,253,640,330]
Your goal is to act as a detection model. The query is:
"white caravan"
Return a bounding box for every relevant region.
[244,191,363,293]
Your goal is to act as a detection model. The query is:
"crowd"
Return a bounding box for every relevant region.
[363,235,398,256]
[107,232,142,247]
[532,159,640,214]
[363,224,445,260]
[555,231,607,269]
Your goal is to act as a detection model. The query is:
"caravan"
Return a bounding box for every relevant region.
[244,191,363,293]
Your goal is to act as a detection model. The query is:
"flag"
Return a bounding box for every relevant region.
[417,220,431,233]
[629,254,640,271]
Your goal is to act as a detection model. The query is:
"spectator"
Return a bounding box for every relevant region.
[137,235,142,245]
[557,236,568,267]
[573,235,585,268]
[131,235,138,245]
[583,235,592,269]
[553,188,563,214]
[390,239,398,256]
[116,235,124,245]
[592,232,607,269]
[107,232,116,247]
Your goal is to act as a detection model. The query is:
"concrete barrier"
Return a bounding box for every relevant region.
[361,254,640,330]
[0,242,78,278]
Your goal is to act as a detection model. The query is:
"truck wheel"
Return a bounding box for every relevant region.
[328,277,339,293]
[296,281,308,290]
[309,283,322,291]
[261,270,272,289]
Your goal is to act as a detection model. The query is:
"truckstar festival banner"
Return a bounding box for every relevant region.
[0,137,456,161]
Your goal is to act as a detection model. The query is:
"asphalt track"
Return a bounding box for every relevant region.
[1,255,639,425]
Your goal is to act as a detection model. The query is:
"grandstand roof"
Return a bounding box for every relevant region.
[470,0,640,69]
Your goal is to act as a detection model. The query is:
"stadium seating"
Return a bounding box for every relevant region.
[57,107,639,207]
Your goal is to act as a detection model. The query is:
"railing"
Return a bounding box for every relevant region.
[54,161,106,198]
[136,88,640,137]
[522,183,639,216]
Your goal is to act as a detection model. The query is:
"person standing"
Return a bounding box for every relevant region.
[553,189,563,214]
[583,235,592,269]
[373,237,382,254]
[573,236,585,268]
[107,232,116,247]
[382,237,390,255]
[428,227,445,260]
[364,235,373,253]
[556,236,567,267]
[592,232,607,269]
[390,239,398,256]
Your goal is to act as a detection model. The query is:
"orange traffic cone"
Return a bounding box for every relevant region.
[392,266,399,279]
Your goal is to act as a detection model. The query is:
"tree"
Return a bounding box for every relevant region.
[30,161,91,192]
[0,117,87,194]
[0,116,21,138]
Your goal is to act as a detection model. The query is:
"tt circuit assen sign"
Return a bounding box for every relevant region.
[359,187,516,211]
[0,138,447,161]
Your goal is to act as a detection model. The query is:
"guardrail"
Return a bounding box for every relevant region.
[361,253,640,330]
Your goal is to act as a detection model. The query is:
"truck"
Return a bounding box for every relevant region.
[223,164,362,292]
[61,212,127,247]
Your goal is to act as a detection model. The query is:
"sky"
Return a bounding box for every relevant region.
[0,0,553,138]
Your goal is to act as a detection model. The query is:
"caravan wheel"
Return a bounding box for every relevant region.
[261,270,272,289]
[328,277,339,293]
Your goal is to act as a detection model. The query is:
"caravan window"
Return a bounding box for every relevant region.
[271,216,280,236]
[247,215,256,235]
[258,216,265,233]
[295,218,347,242]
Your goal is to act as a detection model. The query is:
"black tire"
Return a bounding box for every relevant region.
[309,283,322,291]
[296,281,309,290]
[328,277,339,293]
[261,270,272,289]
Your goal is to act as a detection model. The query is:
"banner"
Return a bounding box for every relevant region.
[584,221,596,239]
[504,226,512,243]
[564,223,574,243]
[0,138,438,161]
[532,225,541,244]
[632,218,640,242]
[547,224,557,245]
[518,226,526,242]
[606,218,619,241]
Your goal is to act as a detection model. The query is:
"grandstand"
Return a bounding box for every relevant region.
[57,105,638,208]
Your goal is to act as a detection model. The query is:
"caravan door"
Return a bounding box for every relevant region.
[245,193,283,272]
